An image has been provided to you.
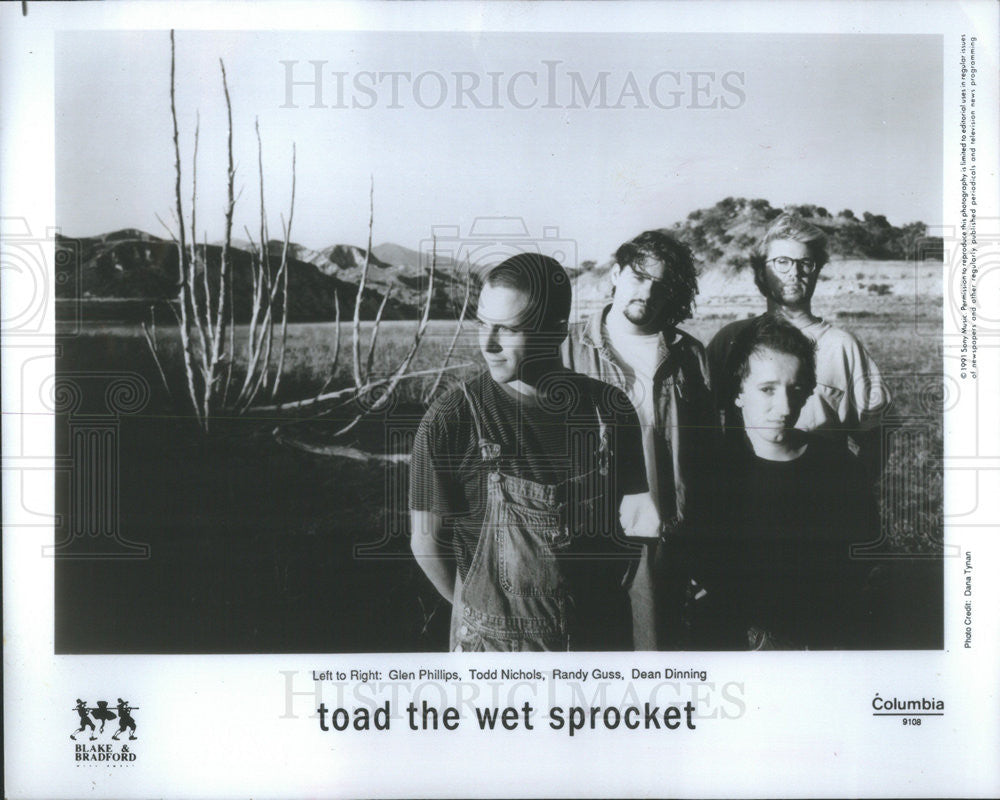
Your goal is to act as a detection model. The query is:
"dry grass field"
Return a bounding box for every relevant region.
[54,258,945,652]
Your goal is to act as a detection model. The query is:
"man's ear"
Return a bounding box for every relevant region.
[610,262,622,286]
[734,391,744,409]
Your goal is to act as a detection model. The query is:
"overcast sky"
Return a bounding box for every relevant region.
[56,30,942,262]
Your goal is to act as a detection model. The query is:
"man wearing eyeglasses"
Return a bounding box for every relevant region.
[563,230,715,649]
[706,212,890,471]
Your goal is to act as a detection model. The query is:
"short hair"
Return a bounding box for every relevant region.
[482,252,572,333]
[614,230,698,327]
[750,212,830,294]
[722,314,817,405]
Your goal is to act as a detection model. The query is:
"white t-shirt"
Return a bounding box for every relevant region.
[605,314,663,512]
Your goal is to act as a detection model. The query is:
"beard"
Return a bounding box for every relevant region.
[777,283,807,302]
[622,299,657,326]
[764,274,815,307]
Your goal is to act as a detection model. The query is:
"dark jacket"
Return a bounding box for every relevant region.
[562,305,716,534]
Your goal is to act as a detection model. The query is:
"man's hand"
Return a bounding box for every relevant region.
[619,492,661,540]
[410,510,457,602]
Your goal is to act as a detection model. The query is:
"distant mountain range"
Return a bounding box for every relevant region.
[56,199,941,323]
[55,230,463,323]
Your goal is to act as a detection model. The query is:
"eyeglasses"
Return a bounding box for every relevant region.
[767,256,818,274]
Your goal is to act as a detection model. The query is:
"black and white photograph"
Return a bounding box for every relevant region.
[3,1,999,797]
[51,27,945,654]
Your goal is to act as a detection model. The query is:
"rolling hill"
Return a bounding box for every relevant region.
[56,198,941,323]
[56,232,465,323]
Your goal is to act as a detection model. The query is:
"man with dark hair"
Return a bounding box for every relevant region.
[692,314,879,649]
[721,310,817,415]
[707,212,890,472]
[410,252,659,651]
[563,230,715,649]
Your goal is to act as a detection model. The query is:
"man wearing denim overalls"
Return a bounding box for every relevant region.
[410,253,660,651]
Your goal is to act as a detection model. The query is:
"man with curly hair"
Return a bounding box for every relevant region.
[693,314,880,649]
[563,230,715,649]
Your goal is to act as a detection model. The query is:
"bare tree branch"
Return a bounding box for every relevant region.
[271,142,296,400]
[140,305,173,402]
[192,113,212,361]
[168,29,202,426]
[352,176,374,389]
[315,288,342,397]
[242,226,258,256]
[166,297,183,327]
[250,363,473,414]
[217,58,236,406]
[256,118,272,294]
[194,114,216,365]
[185,118,209,387]
[272,431,411,464]
[363,285,392,382]
[424,259,471,403]
[234,125,272,409]
[330,237,437,437]
[154,212,178,244]
[237,215,294,412]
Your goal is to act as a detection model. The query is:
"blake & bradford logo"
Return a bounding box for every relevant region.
[71,698,139,764]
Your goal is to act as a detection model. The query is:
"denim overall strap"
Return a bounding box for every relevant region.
[450,384,570,651]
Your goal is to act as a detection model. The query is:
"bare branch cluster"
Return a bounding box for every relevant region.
[251,184,474,434]
[147,31,470,444]
[145,31,295,432]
